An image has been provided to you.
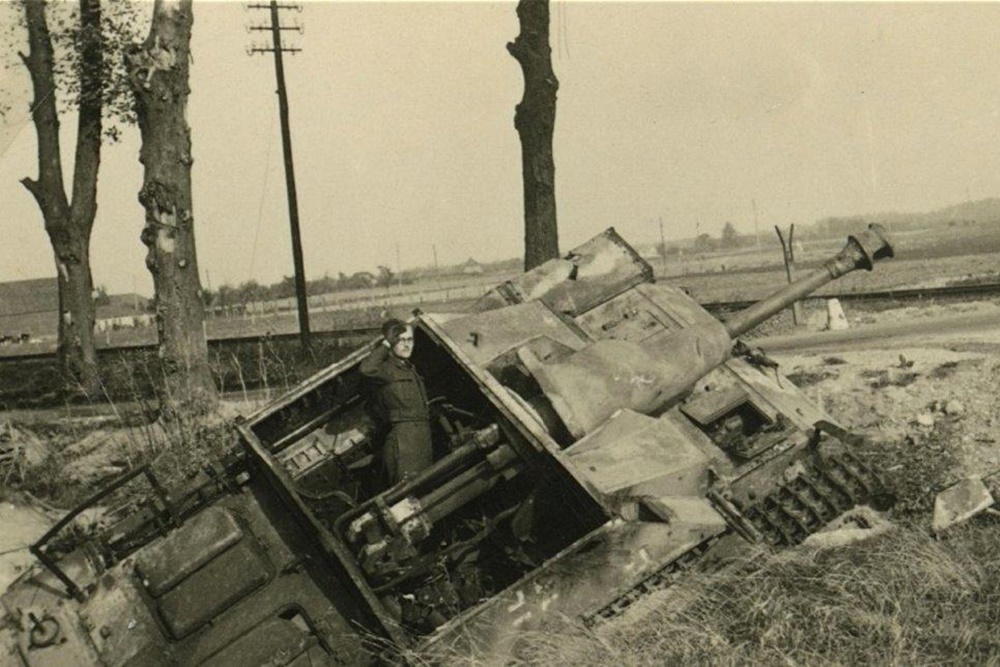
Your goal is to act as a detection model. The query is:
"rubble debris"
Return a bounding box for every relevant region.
[860,368,919,389]
[0,420,51,476]
[943,400,966,416]
[933,476,995,534]
[826,298,850,331]
[0,503,53,593]
[801,506,893,550]
[930,399,966,417]
[928,361,960,379]
[915,413,935,428]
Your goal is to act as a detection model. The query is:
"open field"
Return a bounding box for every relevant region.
[4,221,999,360]
[3,221,999,410]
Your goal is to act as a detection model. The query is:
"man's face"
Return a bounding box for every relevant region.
[391,326,415,359]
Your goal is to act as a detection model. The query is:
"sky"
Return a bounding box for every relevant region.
[3,1,1000,296]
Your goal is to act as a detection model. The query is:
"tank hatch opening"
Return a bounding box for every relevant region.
[681,385,794,460]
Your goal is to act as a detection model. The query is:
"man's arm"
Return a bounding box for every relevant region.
[359,343,391,383]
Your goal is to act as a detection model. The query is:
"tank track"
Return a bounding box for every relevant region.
[583,451,891,627]
[741,449,892,547]
[582,537,718,627]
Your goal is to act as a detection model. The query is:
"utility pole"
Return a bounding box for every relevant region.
[204,268,212,318]
[247,1,310,350]
[774,224,803,325]
[658,216,667,259]
[395,243,402,289]
[752,198,761,251]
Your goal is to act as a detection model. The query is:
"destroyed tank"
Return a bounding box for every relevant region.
[1,226,895,665]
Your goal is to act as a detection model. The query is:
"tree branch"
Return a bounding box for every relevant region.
[70,0,103,229]
[20,176,43,207]
[22,0,70,220]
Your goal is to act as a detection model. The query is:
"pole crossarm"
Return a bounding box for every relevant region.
[247,46,302,55]
[247,2,301,10]
[248,25,302,32]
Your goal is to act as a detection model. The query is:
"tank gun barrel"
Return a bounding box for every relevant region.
[723,224,894,338]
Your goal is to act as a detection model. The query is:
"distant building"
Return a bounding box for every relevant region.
[95,295,153,332]
[0,277,58,318]
[0,277,150,340]
[0,277,59,341]
[461,258,484,275]
[95,313,154,332]
[635,243,663,260]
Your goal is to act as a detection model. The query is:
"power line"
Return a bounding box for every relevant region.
[248,100,276,285]
[0,84,56,159]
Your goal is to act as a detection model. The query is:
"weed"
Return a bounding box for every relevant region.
[929,361,961,379]
[861,369,920,389]
[0,334,357,411]
[785,370,836,387]
[853,420,963,517]
[0,351,249,510]
[460,522,1000,666]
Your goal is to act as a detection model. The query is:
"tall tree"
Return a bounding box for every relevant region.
[126,0,217,415]
[507,0,559,271]
[721,221,739,247]
[15,0,137,397]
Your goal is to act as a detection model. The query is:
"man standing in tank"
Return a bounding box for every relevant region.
[359,318,434,485]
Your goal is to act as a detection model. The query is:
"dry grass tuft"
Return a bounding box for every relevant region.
[439,523,1000,666]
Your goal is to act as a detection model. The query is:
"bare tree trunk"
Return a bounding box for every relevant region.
[127,0,217,415]
[507,0,559,271]
[20,0,101,398]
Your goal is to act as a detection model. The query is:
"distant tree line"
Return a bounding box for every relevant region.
[814,198,1000,236]
[688,222,747,253]
[203,253,531,311]
[206,265,412,309]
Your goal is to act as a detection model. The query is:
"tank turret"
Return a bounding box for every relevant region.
[520,224,894,439]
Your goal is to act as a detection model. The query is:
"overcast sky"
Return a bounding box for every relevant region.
[3,1,1000,296]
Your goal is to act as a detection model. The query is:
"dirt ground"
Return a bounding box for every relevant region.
[773,299,1000,515]
[0,504,57,592]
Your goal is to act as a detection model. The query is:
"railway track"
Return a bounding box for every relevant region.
[701,281,1000,312]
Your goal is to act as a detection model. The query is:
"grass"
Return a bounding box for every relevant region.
[929,361,962,380]
[0,404,239,512]
[0,334,360,411]
[444,519,1000,666]
[415,422,988,666]
[0,346,251,510]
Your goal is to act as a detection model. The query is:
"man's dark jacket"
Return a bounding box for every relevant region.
[359,344,433,483]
